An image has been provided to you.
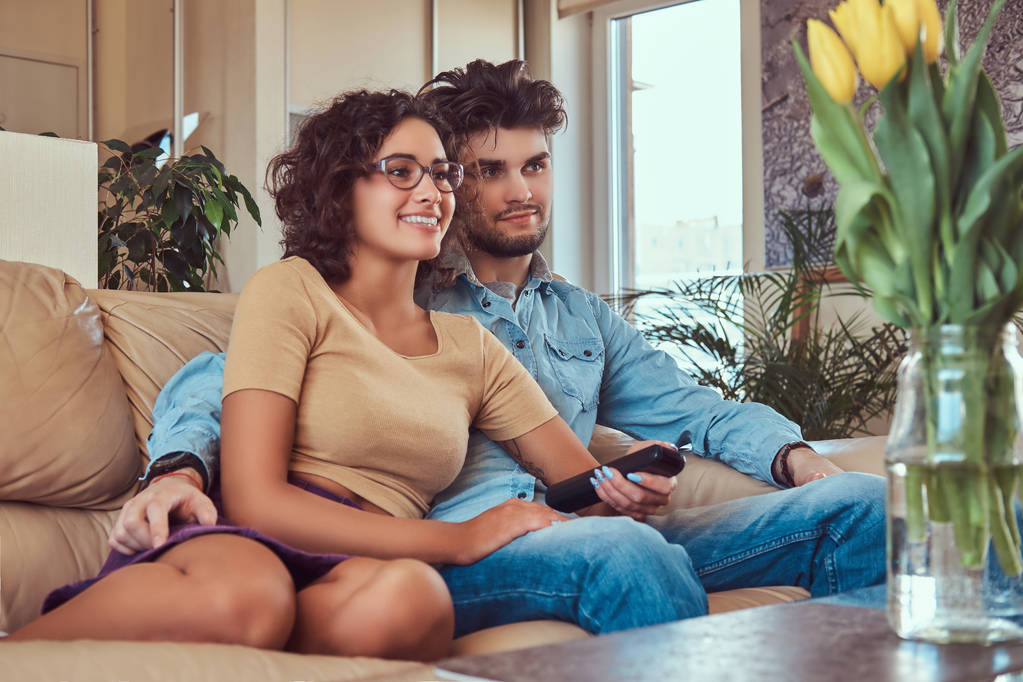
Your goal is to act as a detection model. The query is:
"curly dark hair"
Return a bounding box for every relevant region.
[266,89,452,284]
[418,59,566,152]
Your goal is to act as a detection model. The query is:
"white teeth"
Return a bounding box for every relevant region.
[400,215,438,225]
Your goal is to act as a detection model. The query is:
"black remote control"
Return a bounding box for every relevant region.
[545,443,688,513]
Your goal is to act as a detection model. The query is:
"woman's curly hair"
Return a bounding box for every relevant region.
[266,89,452,284]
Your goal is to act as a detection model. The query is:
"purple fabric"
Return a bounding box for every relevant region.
[42,477,359,614]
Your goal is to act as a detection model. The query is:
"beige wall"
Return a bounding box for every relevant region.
[1,0,524,291]
[94,0,173,144]
[437,0,519,74]
[0,0,88,138]
[288,0,431,109]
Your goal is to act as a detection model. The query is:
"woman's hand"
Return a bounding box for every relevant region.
[454,499,568,565]
[579,440,679,521]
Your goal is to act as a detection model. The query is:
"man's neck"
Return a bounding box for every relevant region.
[467,250,533,286]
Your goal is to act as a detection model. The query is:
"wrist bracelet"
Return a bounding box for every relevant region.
[150,471,203,490]
[777,441,810,488]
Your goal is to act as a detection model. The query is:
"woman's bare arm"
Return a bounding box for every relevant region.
[220,389,564,565]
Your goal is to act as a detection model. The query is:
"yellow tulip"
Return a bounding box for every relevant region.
[886,0,919,54]
[807,19,858,103]
[828,0,879,60]
[827,0,906,90]
[866,4,909,89]
[916,0,943,63]
[829,1,861,57]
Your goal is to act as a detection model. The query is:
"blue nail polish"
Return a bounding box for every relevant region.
[594,468,604,480]
[627,473,643,483]
[589,476,600,488]
[601,466,614,479]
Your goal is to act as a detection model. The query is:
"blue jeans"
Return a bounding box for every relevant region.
[440,472,886,636]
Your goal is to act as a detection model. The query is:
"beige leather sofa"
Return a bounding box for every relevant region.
[0,257,887,680]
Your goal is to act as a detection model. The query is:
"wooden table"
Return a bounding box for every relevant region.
[434,601,1023,681]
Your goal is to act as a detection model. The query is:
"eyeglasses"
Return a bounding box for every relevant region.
[368,156,464,193]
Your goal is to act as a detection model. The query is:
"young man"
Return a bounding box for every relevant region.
[116,60,885,637]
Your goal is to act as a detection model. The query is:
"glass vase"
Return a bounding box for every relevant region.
[886,323,1023,643]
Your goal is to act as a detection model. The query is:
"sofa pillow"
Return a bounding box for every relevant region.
[89,289,237,459]
[0,501,116,632]
[0,260,141,508]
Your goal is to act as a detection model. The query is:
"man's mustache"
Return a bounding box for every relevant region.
[494,204,544,221]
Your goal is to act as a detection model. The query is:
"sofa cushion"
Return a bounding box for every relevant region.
[0,501,117,632]
[0,260,140,508]
[88,289,237,459]
[1,640,434,682]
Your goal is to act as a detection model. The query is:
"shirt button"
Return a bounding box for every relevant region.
[517,492,527,499]
[515,340,525,349]
[482,300,491,308]
[583,350,592,357]
[524,290,531,296]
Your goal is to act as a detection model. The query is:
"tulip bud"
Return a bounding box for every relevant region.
[857,3,907,89]
[886,0,920,54]
[829,1,861,57]
[915,0,943,63]
[829,0,880,61]
[807,19,858,104]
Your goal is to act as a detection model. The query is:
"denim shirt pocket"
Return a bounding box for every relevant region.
[543,334,605,411]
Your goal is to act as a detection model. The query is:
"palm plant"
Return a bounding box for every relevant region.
[612,206,908,440]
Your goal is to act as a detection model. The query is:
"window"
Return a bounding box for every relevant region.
[592,0,751,374]
[598,0,744,295]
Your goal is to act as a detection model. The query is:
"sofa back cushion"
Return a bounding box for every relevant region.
[0,260,141,508]
[89,289,238,458]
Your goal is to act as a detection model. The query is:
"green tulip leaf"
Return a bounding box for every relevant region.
[943,0,1005,187]
[944,0,961,67]
[976,71,1009,159]
[954,111,997,233]
[795,43,880,185]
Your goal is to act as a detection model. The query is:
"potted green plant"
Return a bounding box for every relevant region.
[613,203,907,441]
[97,139,261,291]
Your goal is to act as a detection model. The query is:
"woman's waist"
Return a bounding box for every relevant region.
[288,471,391,516]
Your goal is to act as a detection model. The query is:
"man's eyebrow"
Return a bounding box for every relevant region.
[526,152,551,164]
[475,158,506,167]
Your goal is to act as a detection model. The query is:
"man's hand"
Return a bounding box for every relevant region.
[579,440,679,521]
[776,446,844,487]
[108,468,217,555]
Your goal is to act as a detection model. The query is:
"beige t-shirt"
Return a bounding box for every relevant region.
[223,257,558,518]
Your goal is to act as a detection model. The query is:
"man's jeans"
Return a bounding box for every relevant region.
[440,472,886,636]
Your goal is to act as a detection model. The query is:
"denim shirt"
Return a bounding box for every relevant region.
[145,251,803,517]
[416,252,802,522]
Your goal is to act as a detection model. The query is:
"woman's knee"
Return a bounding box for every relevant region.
[316,558,453,660]
[162,534,296,648]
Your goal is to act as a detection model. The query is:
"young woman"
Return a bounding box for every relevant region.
[11,90,667,659]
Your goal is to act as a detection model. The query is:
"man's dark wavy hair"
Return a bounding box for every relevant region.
[266,89,452,284]
[418,59,566,150]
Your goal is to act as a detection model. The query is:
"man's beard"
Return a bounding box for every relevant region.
[460,204,550,258]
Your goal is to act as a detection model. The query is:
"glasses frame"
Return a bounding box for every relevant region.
[367,155,464,193]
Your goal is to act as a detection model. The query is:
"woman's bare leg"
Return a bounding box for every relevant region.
[9,534,296,648]
[287,557,453,661]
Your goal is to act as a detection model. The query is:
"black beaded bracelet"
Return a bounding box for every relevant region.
[776,441,810,488]
[143,451,209,492]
